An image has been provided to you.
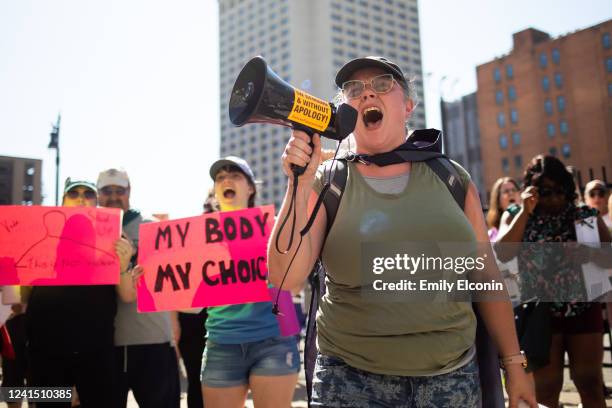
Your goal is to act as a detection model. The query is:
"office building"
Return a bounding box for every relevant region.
[219,0,426,209]
[441,93,485,201]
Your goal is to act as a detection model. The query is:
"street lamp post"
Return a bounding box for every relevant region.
[48,114,61,206]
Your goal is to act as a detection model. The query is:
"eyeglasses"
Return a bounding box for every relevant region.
[538,187,566,198]
[65,190,97,200]
[501,187,518,195]
[101,186,127,196]
[341,74,396,99]
[588,189,607,198]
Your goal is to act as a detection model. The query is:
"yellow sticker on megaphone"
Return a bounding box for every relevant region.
[287,89,332,132]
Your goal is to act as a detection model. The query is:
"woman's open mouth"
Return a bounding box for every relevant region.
[223,188,236,199]
[362,107,383,129]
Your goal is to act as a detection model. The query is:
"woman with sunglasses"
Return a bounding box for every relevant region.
[496,155,612,407]
[270,56,537,407]
[200,157,300,408]
[487,177,522,242]
[23,178,136,408]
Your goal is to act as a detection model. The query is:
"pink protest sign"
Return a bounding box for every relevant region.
[137,205,275,312]
[0,206,122,285]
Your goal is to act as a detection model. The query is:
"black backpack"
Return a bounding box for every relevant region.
[303,129,504,408]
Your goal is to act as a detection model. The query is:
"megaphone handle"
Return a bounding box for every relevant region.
[291,125,315,177]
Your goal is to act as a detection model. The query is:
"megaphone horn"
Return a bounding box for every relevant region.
[229,56,357,143]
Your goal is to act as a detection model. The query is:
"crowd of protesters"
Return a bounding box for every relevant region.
[1,170,181,408]
[0,161,301,408]
[1,54,611,408]
[490,157,612,407]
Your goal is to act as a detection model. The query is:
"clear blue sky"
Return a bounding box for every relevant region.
[1,0,610,218]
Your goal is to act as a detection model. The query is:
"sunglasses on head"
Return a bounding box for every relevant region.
[538,187,566,198]
[66,189,97,200]
[101,186,127,196]
[341,74,397,99]
[588,189,607,198]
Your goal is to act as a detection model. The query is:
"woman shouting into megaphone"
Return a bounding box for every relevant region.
[269,56,537,408]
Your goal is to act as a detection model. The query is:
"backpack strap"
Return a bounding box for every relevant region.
[424,158,466,211]
[320,159,349,245]
[304,159,347,405]
[304,260,327,404]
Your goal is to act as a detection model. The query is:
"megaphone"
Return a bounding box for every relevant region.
[229,56,357,142]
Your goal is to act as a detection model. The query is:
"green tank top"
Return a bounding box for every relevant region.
[313,161,477,376]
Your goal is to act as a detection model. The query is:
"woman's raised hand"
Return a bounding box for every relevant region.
[281,131,321,183]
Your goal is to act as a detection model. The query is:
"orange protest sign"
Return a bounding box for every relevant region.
[0,206,122,285]
[136,205,274,312]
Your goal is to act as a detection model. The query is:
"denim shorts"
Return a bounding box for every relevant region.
[201,336,300,387]
[311,354,480,408]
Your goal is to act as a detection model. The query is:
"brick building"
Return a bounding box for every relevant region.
[476,20,612,196]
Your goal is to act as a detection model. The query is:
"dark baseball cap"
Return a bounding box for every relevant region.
[335,56,407,89]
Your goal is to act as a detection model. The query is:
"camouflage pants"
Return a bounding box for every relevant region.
[311,354,480,407]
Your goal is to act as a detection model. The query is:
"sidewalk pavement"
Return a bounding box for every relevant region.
[2,359,611,407]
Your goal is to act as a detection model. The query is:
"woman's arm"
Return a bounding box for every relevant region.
[464,182,537,407]
[268,131,327,292]
[116,269,137,303]
[493,211,525,262]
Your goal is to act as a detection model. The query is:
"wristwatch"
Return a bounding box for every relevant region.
[500,351,528,370]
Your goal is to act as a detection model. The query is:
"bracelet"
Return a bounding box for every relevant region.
[500,351,528,369]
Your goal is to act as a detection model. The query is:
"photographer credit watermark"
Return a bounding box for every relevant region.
[361,242,612,303]
[370,251,503,294]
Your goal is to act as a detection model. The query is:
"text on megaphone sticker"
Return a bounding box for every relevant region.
[288,89,332,132]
